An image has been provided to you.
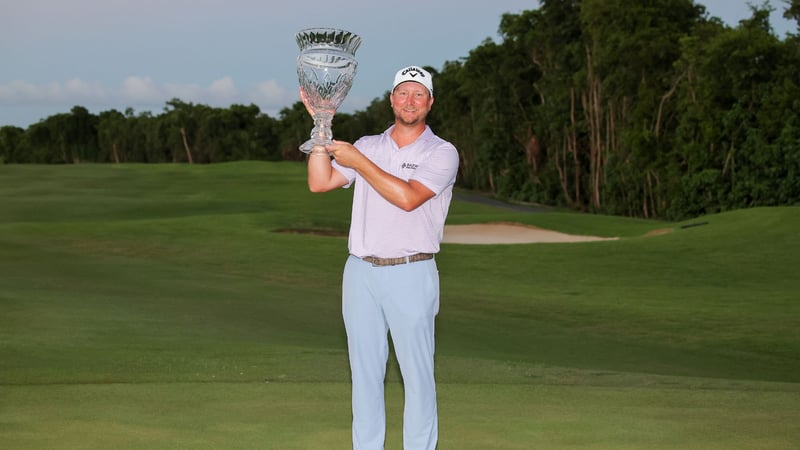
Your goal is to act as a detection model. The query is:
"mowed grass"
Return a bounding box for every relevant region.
[0,162,798,449]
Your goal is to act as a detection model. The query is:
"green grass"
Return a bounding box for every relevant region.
[1,162,799,449]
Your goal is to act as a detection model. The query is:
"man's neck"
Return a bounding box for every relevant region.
[391,122,426,148]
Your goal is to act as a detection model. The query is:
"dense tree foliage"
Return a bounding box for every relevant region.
[2,0,798,220]
[431,0,800,220]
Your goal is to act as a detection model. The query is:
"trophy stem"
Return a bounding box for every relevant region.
[299,112,334,154]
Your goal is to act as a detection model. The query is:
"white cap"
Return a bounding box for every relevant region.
[392,66,433,96]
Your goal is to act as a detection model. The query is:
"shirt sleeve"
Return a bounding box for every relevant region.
[331,157,357,189]
[411,143,459,196]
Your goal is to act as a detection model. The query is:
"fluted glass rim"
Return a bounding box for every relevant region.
[295,27,362,55]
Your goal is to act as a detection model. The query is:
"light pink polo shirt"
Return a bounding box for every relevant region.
[332,125,459,259]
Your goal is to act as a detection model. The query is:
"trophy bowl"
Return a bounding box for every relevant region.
[296,28,362,153]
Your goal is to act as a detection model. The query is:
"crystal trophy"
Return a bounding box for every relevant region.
[295,27,362,154]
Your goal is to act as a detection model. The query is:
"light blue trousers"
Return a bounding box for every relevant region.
[343,255,439,450]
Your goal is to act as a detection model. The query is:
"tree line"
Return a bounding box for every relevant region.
[2,0,799,220]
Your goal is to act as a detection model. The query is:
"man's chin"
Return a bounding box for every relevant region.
[395,112,426,127]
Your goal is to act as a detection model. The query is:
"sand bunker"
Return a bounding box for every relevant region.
[443,223,618,244]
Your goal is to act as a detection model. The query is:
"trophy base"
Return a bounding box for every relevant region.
[299,138,332,154]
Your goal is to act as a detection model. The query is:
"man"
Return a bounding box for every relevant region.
[303,65,459,450]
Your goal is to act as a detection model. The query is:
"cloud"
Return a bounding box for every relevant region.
[120,77,161,104]
[0,79,109,104]
[208,77,238,101]
[0,76,291,113]
[253,80,292,106]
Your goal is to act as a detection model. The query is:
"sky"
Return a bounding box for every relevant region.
[0,0,795,128]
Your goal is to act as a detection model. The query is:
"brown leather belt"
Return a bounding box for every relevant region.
[360,252,434,267]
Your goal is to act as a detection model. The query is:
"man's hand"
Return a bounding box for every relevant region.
[299,87,335,119]
[299,87,315,117]
[325,140,364,169]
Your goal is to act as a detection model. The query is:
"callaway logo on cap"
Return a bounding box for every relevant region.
[392,66,433,96]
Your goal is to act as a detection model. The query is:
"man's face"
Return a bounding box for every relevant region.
[390,81,434,126]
